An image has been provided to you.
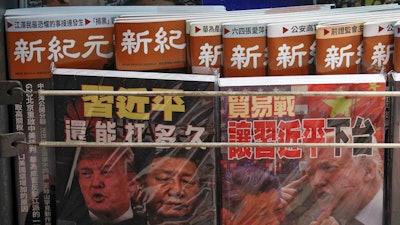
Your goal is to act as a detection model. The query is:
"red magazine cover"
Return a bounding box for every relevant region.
[218,74,386,225]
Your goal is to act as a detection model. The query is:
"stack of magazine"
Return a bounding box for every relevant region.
[5,3,400,225]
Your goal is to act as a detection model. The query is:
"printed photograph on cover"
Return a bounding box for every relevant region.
[219,74,386,225]
[52,69,217,225]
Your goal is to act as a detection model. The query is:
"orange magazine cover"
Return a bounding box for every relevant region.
[222,22,267,77]
[114,17,188,72]
[189,20,223,75]
[218,73,386,225]
[363,19,395,74]
[5,13,118,80]
[267,20,318,76]
[315,21,364,75]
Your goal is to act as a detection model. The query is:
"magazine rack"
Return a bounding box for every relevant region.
[0,80,26,157]
[0,80,26,225]
[3,78,400,225]
[38,83,397,225]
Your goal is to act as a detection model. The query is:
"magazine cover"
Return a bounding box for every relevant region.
[52,68,217,225]
[362,19,395,74]
[267,20,318,76]
[188,19,224,75]
[315,21,364,75]
[114,17,188,72]
[222,21,267,77]
[5,13,123,79]
[218,74,386,225]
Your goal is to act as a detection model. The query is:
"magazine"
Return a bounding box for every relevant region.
[221,21,268,77]
[218,73,386,225]
[114,17,189,72]
[315,21,364,75]
[362,19,395,74]
[267,20,318,75]
[52,68,218,225]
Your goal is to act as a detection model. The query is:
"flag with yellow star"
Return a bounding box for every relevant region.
[219,73,386,225]
[307,81,386,143]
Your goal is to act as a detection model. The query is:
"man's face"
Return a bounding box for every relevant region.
[77,155,132,219]
[144,157,200,219]
[236,189,285,225]
[305,148,365,214]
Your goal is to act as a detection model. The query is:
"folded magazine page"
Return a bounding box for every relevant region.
[218,74,386,225]
[52,68,217,225]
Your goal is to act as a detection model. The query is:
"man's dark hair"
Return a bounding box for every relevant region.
[222,165,281,213]
[133,148,212,183]
[76,146,135,174]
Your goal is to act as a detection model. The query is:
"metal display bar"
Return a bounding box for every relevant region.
[38,141,400,149]
[38,90,400,97]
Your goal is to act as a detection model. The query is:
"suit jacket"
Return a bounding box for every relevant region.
[57,180,147,225]
[58,206,147,225]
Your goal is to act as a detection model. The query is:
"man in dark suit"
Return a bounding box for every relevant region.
[58,146,146,225]
[133,148,215,225]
